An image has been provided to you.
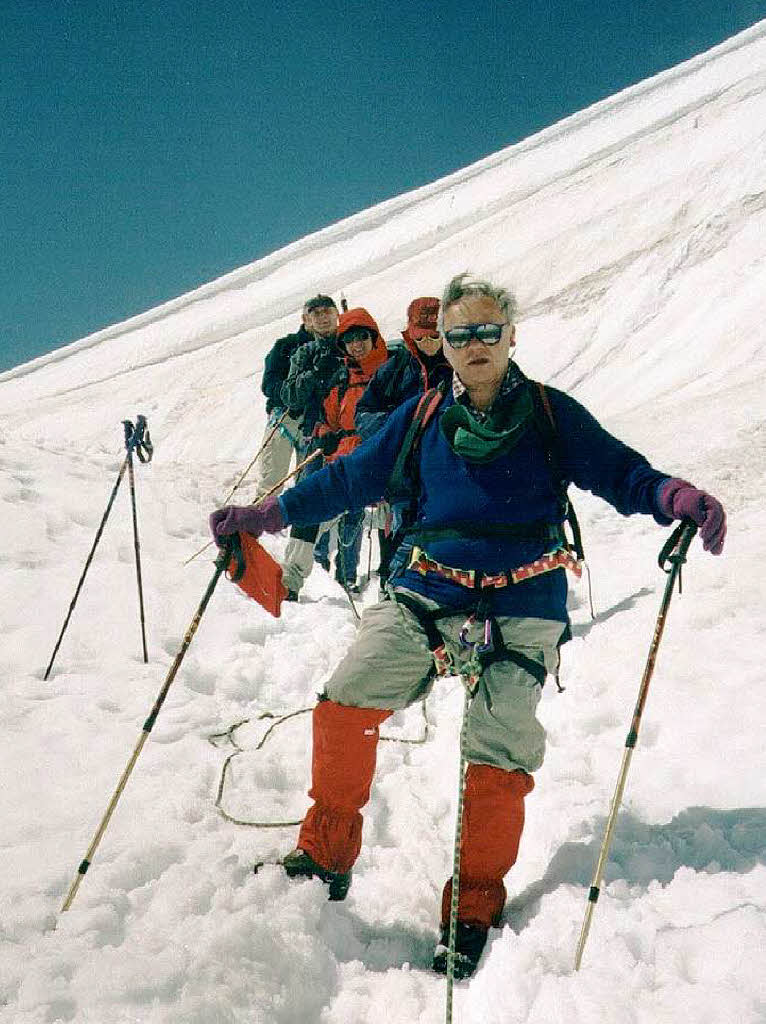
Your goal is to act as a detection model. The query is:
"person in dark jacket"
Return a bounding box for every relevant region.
[254,295,339,498]
[276,296,347,591]
[356,296,453,586]
[283,307,388,596]
[280,304,346,444]
[356,296,452,441]
[211,272,726,978]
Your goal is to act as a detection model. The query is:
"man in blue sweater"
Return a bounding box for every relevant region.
[211,273,726,978]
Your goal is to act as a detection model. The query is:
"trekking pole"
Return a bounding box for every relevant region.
[60,544,228,914]
[123,416,153,664]
[44,417,152,681]
[221,409,289,508]
[366,509,373,584]
[184,411,289,567]
[336,515,361,621]
[573,519,698,970]
[60,455,314,914]
[446,682,473,1024]
[184,446,320,566]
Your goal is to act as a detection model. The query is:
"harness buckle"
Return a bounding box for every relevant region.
[458,614,494,656]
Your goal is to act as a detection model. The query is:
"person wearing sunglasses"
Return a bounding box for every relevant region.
[211,272,725,978]
[280,308,388,598]
[355,296,452,589]
[311,310,388,593]
[356,296,450,441]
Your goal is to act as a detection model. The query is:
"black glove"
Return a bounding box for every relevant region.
[315,432,341,456]
[314,351,338,379]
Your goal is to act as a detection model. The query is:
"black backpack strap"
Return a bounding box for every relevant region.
[381,347,411,405]
[530,382,584,561]
[385,382,447,502]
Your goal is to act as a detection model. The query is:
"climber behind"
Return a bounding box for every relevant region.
[310,307,388,593]
[355,295,453,588]
[254,294,339,498]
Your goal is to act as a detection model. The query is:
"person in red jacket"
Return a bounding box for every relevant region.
[286,307,388,595]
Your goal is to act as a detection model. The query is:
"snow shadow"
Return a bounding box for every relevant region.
[320,905,437,973]
[570,586,654,638]
[503,805,766,931]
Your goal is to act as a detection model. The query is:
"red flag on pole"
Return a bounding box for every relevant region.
[227,533,288,617]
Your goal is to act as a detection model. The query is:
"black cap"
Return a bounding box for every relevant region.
[303,294,337,313]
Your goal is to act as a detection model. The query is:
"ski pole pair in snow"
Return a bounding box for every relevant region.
[44,416,152,681]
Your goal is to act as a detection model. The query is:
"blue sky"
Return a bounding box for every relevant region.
[1,0,763,372]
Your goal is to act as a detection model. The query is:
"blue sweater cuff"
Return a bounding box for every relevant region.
[277,494,290,525]
[652,477,674,525]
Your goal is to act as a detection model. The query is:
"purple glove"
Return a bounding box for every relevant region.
[209,495,285,547]
[657,478,726,555]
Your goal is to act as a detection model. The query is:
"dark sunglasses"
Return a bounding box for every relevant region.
[443,323,506,349]
[343,329,375,346]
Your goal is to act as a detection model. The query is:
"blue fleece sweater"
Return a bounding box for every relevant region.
[279,382,672,621]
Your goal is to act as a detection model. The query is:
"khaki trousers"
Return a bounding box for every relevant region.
[253,411,301,499]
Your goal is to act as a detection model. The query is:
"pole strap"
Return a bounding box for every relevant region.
[122,415,153,463]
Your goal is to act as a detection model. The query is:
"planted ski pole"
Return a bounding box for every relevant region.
[60,545,228,914]
[574,518,698,971]
[44,417,152,681]
[184,452,319,569]
[124,416,153,663]
[220,409,289,508]
[446,684,473,1024]
[366,510,373,584]
[59,454,316,914]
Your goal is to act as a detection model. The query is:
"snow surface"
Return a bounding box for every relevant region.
[2,19,766,1024]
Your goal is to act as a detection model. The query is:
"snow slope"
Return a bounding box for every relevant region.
[1,19,765,1024]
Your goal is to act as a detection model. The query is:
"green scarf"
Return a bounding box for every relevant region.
[440,380,534,463]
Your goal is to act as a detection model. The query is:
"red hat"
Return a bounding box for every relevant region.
[406,297,440,339]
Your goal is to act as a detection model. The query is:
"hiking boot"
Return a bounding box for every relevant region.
[284,590,300,602]
[282,848,352,901]
[315,555,331,573]
[431,922,489,979]
[339,579,360,595]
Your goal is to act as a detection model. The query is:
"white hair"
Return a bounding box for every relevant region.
[439,273,518,326]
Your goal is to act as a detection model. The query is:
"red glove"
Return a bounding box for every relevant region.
[657,479,726,555]
[209,495,285,547]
